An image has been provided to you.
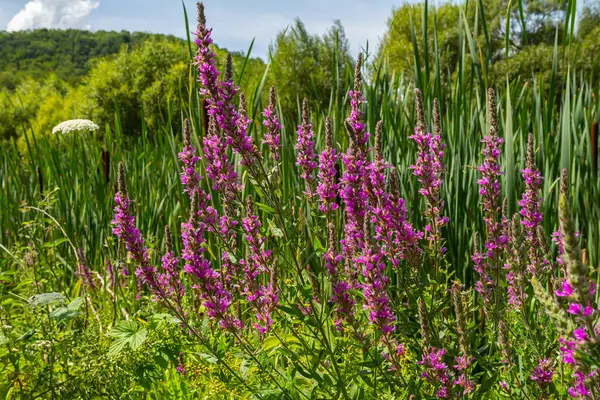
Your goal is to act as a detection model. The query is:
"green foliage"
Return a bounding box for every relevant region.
[269,19,353,118]
[0,30,268,140]
[1,0,600,397]
[0,29,181,90]
[108,320,149,357]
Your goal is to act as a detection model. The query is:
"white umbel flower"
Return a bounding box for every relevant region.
[52,119,99,135]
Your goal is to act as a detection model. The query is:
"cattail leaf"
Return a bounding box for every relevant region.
[504,82,515,214]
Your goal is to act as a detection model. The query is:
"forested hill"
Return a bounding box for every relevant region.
[0,29,184,90]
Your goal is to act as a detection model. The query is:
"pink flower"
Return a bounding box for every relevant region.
[568,303,583,315]
[573,327,587,340]
[555,281,574,297]
[529,358,554,385]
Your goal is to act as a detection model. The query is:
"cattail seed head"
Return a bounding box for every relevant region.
[183,118,191,147]
[117,162,127,195]
[433,98,441,136]
[101,150,110,183]
[197,2,206,28]
[325,116,333,149]
[414,88,425,133]
[36,166,43,197]
[201,98,209,135]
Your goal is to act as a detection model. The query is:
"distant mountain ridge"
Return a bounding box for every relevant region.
[0,29,185,90]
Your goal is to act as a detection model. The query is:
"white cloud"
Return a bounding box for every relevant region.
[7,0,100,32]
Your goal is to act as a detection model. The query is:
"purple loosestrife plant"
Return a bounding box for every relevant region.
[178,119,201,197]
[112,163,162,299]
[504,215,527,309]
[339,58,370,281]
[387,169,423,267]
[202,116,241,201]
[241,196,279,336]
[234,92,260,169]
[193,3,219,100]
[179,117,219,225]
[370,140,422,268]
[418,347,453,399]
[182,192,237,329]
[193,6,257,170]
[534,170,600,397]
[324,222,356,330]
[530,358,555,386]
[296,98,317,198]
[358,224,405,370]
[519,133,544,273]
[158,225,184,303]
[317,117,340,215]
[359,227,394,336]
[262,86,281,162]
[366,121,388,206]
[176,352,187,375]
[339,121,369,268]
[451,285,476,395]
[409,94,448,252]
[347,53,368,152]
[475,89,507,304]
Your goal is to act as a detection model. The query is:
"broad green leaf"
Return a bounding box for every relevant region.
[28,292,66,308]
[49,297,84,321]
[108,320,148,357]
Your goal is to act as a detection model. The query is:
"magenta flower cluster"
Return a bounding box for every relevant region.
[475,89,508,304]
[519,133,545,273]
[241,198,279,335]
[418,348,475,398]
[262,87,282,162]
[409,97,449,253]
[112,171,161,300]
[181,196,236,329]
[317,117,339,214]
[529,358,555,385]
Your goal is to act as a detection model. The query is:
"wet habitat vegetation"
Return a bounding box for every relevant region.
[1,0,600,398]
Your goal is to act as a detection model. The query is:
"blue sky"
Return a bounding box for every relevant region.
[1,0,412,60]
